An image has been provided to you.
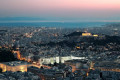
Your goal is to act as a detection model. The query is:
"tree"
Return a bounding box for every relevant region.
[40,66,44,69]
[0,49,18,62]
[0,68,2,73]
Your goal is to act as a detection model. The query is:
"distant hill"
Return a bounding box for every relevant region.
[92,35,120,46]
[64,31,84,37]
[38,40,76,48]
[0,49,18,62]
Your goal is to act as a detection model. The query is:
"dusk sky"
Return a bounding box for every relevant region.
[0,0,120,22]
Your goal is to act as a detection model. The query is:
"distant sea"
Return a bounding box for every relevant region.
[0,22,119,28]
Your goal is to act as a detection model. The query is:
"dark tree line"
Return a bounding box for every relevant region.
[0,49,18,62]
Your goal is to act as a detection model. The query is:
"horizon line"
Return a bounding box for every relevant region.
[0,20,120,23]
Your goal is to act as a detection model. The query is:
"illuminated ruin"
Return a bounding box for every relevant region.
[82,33,92,36]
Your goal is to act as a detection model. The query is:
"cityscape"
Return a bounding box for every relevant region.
[0,0,120,80]
[0,24,120,80]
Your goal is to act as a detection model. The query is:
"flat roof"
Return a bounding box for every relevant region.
[1,61,29,66]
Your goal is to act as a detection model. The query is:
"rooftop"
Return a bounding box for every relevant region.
[1,61,29,66]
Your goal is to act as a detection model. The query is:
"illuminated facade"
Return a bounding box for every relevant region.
[93,34,98,37]
[82,32,98,37]
[0,61,32,72]
[39,56,87,64]
[82,33,92,36]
